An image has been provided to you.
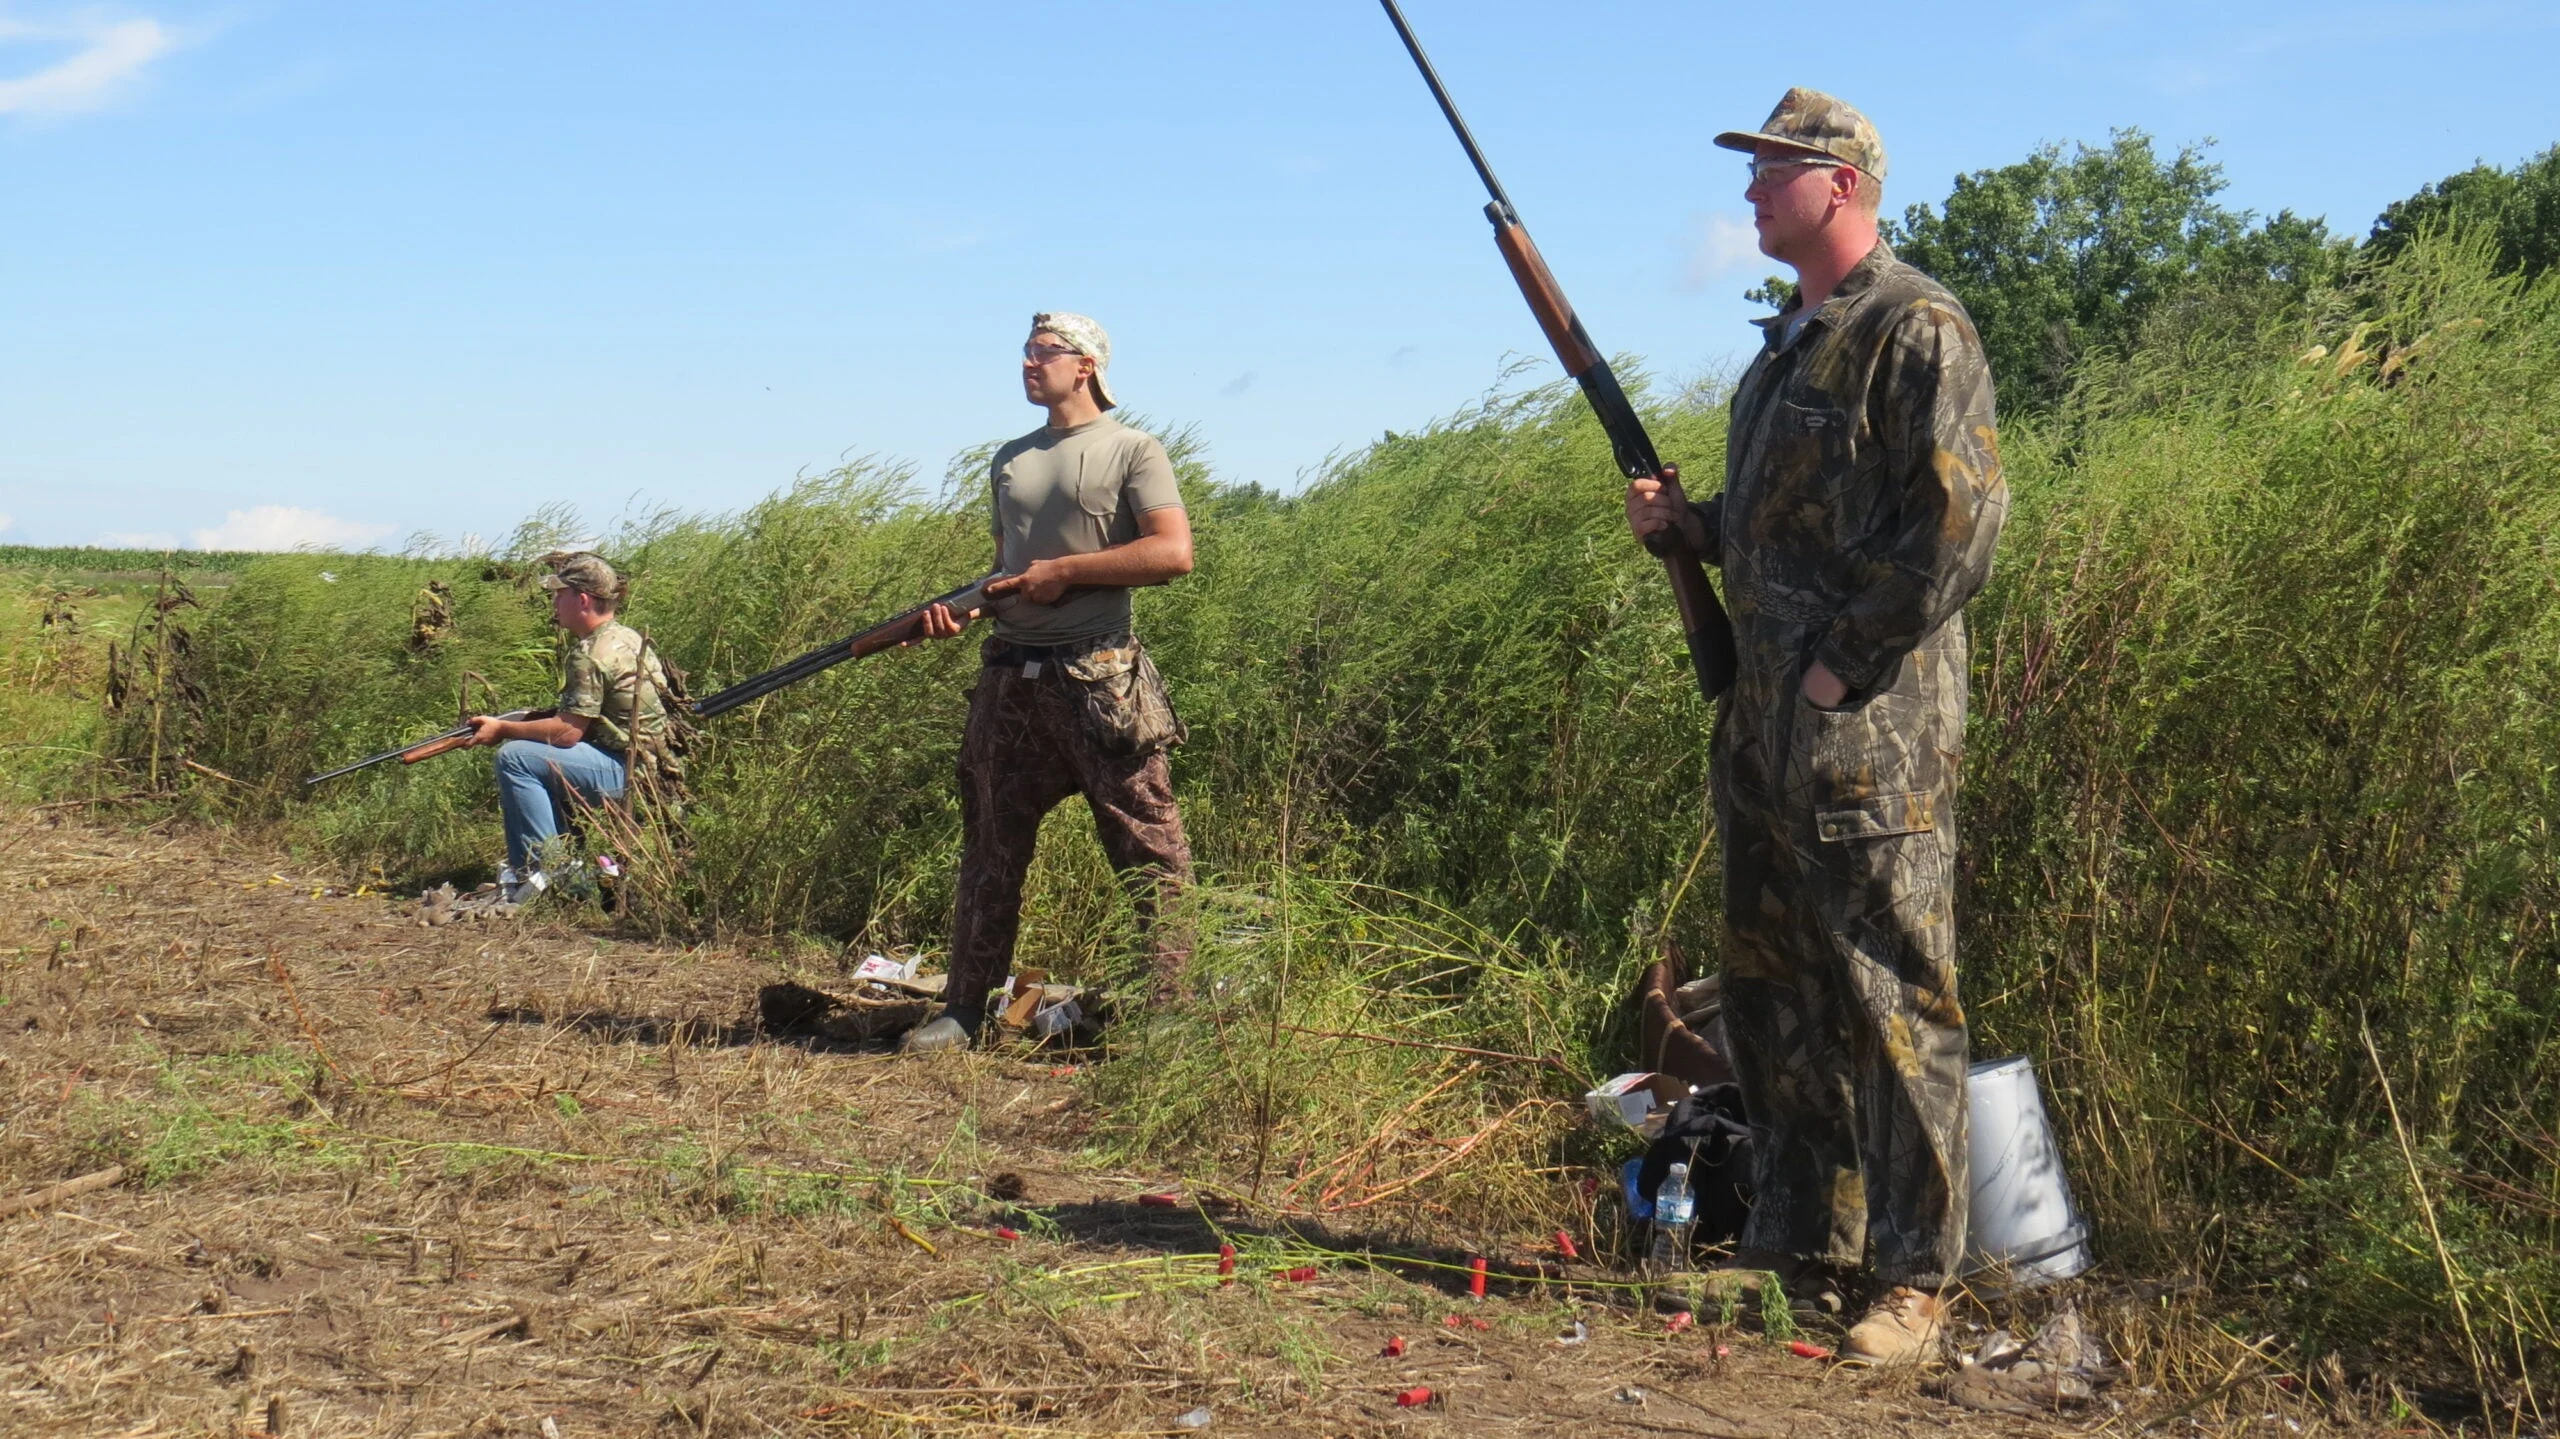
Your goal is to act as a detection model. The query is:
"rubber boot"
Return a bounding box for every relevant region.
[901,1006,985,1055]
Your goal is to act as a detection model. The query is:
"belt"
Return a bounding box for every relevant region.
[985,642,1075,668]
[983,632,1132,669]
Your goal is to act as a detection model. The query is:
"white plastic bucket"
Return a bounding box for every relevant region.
[1964,1054,2091,1286]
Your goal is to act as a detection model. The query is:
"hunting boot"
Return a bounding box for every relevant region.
[1842,1286,1949,1367]
[901,1006,985,1055]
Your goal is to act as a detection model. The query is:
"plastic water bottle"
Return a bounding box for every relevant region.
[1649,1162,1696,1274]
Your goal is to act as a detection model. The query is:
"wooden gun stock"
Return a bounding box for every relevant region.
[304,706,552,786]
[397,712,552,766]
[398,731,479,766]
[1490,221,1603,378]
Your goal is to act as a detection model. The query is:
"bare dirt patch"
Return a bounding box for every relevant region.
[0,809,2367,1437]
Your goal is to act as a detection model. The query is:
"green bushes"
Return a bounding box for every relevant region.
[153,236,2559,1381]
[177,552,557,878]
[0,573,118,799]
[1962,235,2560,1378]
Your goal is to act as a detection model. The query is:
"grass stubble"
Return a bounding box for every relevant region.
[0,811,2418,1437]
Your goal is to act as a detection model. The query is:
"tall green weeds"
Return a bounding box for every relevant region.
[1964,233,2560,1386]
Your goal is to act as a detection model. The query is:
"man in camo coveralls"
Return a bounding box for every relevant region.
[902,312,1196,1054]
[1628,89,2006,1365]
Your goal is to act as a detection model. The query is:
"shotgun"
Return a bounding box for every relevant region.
[689,569,1007,720]
[309,572,1008,782]
[1376,0,1736,701]
[304,708,551,786]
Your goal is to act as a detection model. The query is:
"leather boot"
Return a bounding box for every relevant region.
[1842,1286,1949,1366]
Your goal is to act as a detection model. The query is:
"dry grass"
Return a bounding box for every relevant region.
[0,807,2434,1437]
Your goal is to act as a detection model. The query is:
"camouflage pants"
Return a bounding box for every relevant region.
[947,645,1193,1016]
[1713,638,1970,1290]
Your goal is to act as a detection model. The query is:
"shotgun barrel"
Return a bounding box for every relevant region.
[689,570,1006,720]
[1376,0,1737,701]
[304,708,545,786]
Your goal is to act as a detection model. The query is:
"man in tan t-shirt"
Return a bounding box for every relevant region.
[903,312,1197,1053]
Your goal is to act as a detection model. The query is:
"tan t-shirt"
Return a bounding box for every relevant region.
[988,416,1185,644]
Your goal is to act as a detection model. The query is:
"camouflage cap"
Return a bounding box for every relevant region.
[1714,87,1887,181]
[540,552,621,604]
[1031,311,1116,411]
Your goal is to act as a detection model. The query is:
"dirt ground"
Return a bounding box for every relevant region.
[0,808,2387,1438]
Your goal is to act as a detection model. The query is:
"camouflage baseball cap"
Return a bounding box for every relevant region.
[540,553,621,603]
[1713,87,1888,181]
[1031,311,1116,411]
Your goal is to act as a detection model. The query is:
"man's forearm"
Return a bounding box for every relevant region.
[497,716,588,747]
[1048,528,1193,588]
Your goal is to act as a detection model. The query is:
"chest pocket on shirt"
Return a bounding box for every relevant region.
[1779,400,1851,443]
[1071,450,1123,522]
[1787,398,1874,507]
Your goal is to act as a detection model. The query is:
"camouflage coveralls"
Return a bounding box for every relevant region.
[1699,241,2006,1288]
[947,635,1192,1016]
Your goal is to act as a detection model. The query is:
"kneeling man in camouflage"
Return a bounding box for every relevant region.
[464,553,671,901]
[904,312,1196,1053]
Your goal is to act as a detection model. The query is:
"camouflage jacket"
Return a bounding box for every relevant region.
[1702,241,2006,705]
[558,620,670,757]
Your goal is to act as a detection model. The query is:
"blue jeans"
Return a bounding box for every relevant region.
[494,739,627,869]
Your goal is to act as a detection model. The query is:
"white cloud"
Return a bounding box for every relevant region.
[0,14,177,117]
[0,511,12,535]
[1684,214,1765,291]
[189,505,394,553]
[99,530,178,549]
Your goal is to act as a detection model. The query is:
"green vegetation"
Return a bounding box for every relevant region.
[2369,144,2560,280]
[0,572,138,799]
[0,544,275,579]
[0,545,320,798]
[1884,130,2346,413]
[11,139,2559,1401]
[1968,236,2560,1391]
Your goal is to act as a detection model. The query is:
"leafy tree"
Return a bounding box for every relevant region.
[2366,145,2560,279]
[1743,275,1797,312]
[1879,131,2342,412]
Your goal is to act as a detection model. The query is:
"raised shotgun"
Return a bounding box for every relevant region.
[1376,0,1736,701]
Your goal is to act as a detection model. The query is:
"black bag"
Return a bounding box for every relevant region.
[1638,1082,1754,1251]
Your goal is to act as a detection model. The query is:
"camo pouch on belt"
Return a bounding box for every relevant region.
[1061,637,1186,758]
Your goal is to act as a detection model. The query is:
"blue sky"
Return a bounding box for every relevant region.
[3,1,2556,552]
